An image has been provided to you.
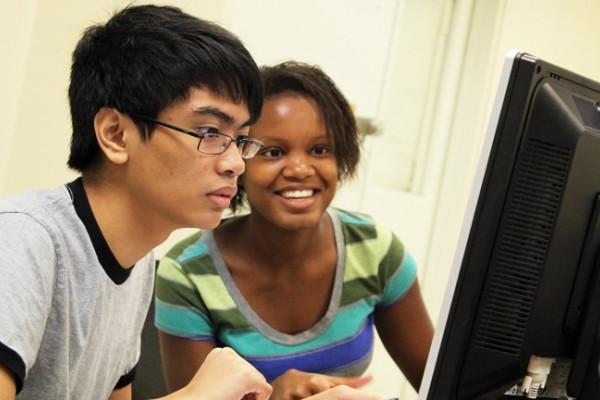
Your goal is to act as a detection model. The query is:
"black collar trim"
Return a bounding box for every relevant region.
[66,178,132,284]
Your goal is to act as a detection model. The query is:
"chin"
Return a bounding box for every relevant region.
[191,213,223,230]
[278,213,324,231]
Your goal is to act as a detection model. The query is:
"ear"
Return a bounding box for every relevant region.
[93,107,132,165]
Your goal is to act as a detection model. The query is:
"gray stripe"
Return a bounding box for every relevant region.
[205,208,346,345]
[321,346,373,376]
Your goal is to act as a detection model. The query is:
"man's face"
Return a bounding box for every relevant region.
[125,87,251,231]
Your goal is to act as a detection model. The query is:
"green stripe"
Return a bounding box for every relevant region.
[340,276,380,307]
[165,231,203,259]
[157,257,195,288]
[156,257,209,315]
[377,234,405,284]
[181,255,219,276]
[342,223,377,245]
[344,224,393,281]
[209,307,251,330]
[155,276,209,316]
[381,252,416,305]
[337,210,378,245]
[187,274,237,310]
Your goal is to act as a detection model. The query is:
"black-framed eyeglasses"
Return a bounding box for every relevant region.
[131,114,264,159]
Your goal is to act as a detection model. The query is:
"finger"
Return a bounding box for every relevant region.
[302,385,380,400]
[251,379,274,400]
[328,385,381,400]
[295,386,316,399]
[244,377,272,400]
[330,374,373,389]
[216,348,271,400]
[307,375,338,392]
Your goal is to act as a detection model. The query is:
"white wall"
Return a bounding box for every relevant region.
[2,1,600,399]
[426,0,600,325]
[0,0,227,195]
[0,2,39,192]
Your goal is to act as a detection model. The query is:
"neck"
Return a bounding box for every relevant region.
[231,212,334,271]
[82,175,171,268]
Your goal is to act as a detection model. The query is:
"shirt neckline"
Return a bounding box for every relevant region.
[66,178,133,284]
[205,208,345,345]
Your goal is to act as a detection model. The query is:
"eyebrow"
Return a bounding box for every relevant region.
[192,106,252,128]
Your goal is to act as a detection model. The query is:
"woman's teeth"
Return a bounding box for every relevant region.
[281,190,314,199]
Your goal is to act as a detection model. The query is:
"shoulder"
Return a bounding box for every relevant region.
[163,231,205,262]
[0,197,62,263]
[333,208,412,282]
[0,185,78,289]
[332,208,400,251]
[158,230,218,280]
[0,185,71,215]
[0,209,58,287]
[0,185,76,241]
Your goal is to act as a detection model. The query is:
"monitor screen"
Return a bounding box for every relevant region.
[418,51,600,399]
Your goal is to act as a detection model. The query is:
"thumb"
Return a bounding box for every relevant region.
[331,373,374,388]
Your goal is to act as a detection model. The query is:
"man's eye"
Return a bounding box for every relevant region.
[197,127,221,139]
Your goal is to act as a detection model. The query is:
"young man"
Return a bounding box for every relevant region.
[0,5,269,400]
[0,5,380,400]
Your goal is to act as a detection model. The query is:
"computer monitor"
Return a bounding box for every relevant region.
[418,51,600,399]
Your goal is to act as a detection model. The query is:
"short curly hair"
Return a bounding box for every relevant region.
[231,61,360,212]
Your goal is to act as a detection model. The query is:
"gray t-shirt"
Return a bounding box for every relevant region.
[0,180,155,399]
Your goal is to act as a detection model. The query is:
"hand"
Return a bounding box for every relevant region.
[165,347,272,400]
[270,369,373,400]
[304,385,381,400]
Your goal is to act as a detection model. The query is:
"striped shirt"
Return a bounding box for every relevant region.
[154,208,417,381]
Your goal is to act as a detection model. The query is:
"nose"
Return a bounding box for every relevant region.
[218,141,245,177]
[282,152,315,180]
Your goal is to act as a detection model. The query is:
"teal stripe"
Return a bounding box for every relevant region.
[336,209,373,225]
[165,231,203,260]
[177,241,209,263]
[154,298,213,338]
[221,299,376,357]
[380,252,417,305]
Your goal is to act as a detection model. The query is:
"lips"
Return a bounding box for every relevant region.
[207,186,237,208]
[208,186,237,198]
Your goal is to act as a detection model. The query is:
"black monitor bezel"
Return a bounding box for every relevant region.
[418,51,600,399]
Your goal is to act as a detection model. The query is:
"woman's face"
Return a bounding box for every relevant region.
[244,93,338,231]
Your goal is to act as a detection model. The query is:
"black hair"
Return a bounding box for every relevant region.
[67,4,263,171]
[231,61,359,212]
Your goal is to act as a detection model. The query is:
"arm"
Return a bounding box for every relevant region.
[374,280,433,391]
[270,370,373,400]
[304,385,380,400]
[0,365,16,400]
[158,331,216,392]
[158,315,374,400]
[108,384,131,400]
[159,347,271,400]
[0,214,56,398]
[157,344,372,400]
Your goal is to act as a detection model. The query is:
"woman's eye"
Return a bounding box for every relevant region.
[261,148,283,157]
[311,145,331,156]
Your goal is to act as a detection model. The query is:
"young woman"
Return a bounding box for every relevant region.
[155,61,433,399]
